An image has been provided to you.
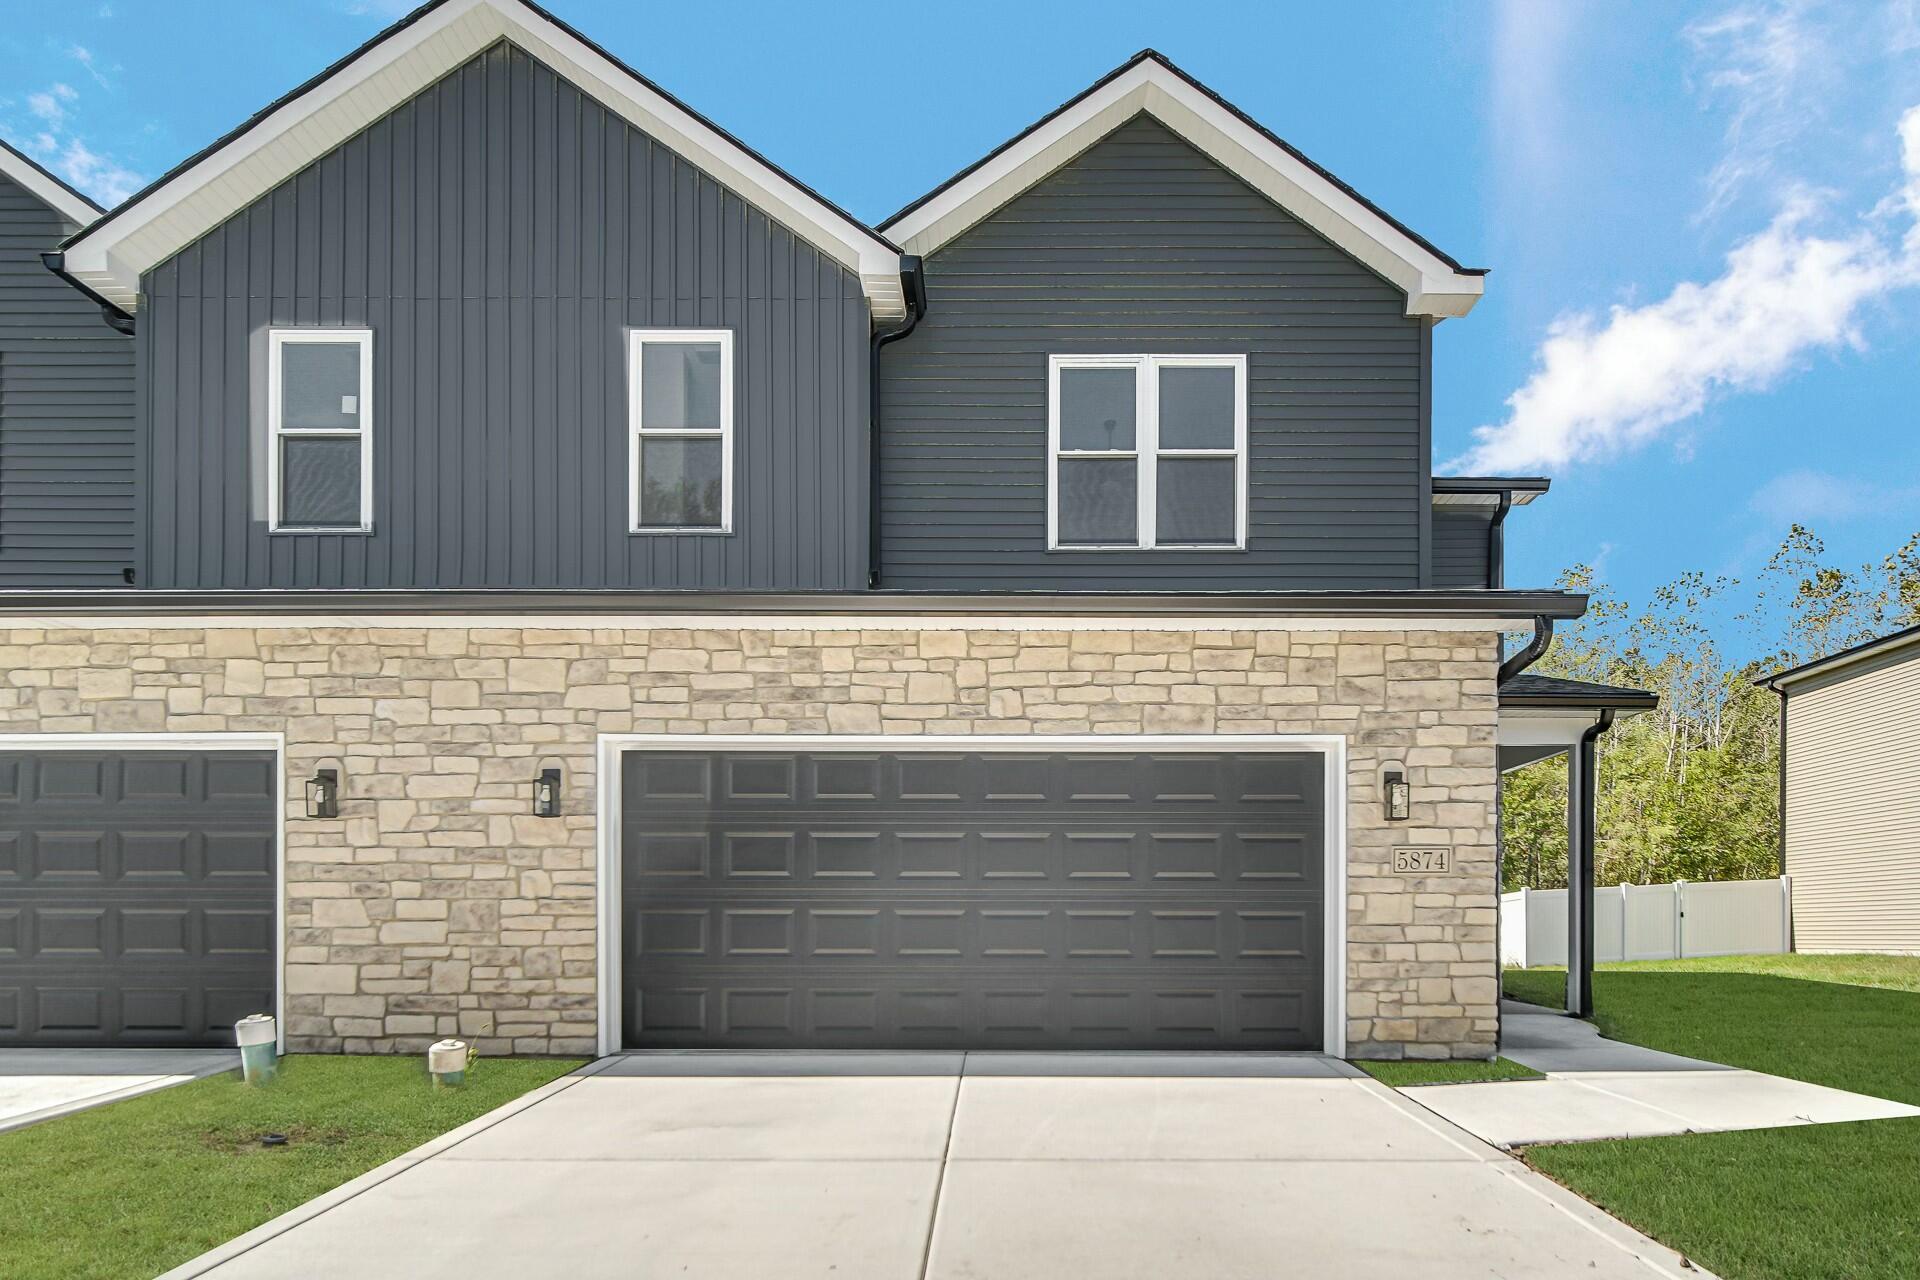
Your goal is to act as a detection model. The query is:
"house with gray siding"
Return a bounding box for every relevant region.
[0,0,1644,1062]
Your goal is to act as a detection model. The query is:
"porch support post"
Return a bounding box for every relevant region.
[1564,746,1586,1014]
[1566,709,1615,1016]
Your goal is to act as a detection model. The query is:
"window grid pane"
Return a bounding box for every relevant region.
[639,342,724,431]
[280,342,362,431]
[1155,457,1237,545]
[279,436,363,528]
[1056,457,1139,546]
[638,437,725,529]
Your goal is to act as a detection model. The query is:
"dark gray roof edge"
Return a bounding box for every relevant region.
[1499,673,1656,710]
[877,48,1484,277]
[0,133,105,216]
[1432,476,1551,494]
[1755,622,1920,689]
[0,588,1589,620]
[59,0,898,258]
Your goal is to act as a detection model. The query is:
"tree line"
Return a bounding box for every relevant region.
[1501,526,1920,891]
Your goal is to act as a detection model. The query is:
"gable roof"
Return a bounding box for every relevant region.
[1757,623,1920,691]
[53,0,906,318]
[0,135,104,228]
[881,50,1486,320]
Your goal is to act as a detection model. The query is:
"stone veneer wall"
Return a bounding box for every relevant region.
[0,624,1500,1059]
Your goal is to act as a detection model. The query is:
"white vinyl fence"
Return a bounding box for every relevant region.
[1501,877,1792,968]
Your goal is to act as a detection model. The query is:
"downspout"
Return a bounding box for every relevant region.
[867,256,927,590]
[40,251,135,335]
[1496,615,1553,686]
[1487,490,1513,589]
[1569,708,1616,1018]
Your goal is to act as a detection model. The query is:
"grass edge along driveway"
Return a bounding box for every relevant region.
[0,1053,583,1280]
[1505,955,1920,1280]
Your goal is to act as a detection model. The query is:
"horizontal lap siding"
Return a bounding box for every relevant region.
[0,174,136,586]
[142,42,867,591]
[1785,651,1920,954]
[1432,509,1491,588]
[878,114,1424,591]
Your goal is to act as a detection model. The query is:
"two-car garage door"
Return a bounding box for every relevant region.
[621,749,1326,1051]
[0,751,277,1048]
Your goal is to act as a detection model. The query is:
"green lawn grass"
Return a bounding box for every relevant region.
[1504,955,1920,1280]
[1355,1056,1543,1087]
[0,1054,582,1280]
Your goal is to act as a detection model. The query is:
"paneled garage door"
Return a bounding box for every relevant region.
[0,751,277,1047]
[620,749,1325,1050]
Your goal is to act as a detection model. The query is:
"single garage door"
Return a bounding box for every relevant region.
[0,750,277,1047]
[621,749,1325,1051]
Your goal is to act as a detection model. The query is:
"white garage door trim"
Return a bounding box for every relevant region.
[0,731,287,1051]
[595,733,1348,1057]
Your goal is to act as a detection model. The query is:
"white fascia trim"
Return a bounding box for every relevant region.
[882,59,1482,320]
[58,0,905,318]
[595,732,1349,1058]
[0,145,102,229]
[0,732,288,1051]
[0,613,1524,632]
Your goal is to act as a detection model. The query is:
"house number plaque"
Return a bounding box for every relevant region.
[1392,847,1453,874]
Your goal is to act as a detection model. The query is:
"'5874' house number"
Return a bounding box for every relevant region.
[1392,847,1453,874]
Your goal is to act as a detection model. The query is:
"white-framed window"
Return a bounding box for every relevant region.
[266,328,374,532]
[1048,354,1247,550]
[629,329,733,533]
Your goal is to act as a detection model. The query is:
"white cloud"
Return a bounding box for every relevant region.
[1749,468,1920,522]
[67,45,111,90]
[1686,3,1829,220]
[27,84,76,123]
[46,138,142,205]
[1450,106,1920,475]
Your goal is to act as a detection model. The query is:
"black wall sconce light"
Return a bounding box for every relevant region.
[1383,769,1411,822]
[532,767,562,818]
[305,767,340,819]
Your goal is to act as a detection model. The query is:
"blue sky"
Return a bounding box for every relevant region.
[4,0,1919,617]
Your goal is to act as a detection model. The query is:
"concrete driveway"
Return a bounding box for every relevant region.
[0,1047,232,1134]
[168,1054,1706,1280]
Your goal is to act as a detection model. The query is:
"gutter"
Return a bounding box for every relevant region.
[1496,615,1554,686]
[0,587,1590,620]
[867,256,928,589]
[40,251,135,335]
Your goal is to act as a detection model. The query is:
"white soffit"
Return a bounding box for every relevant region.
[0,138,102,228]
[56,0,905,318]
[882,56,1484,320]
[1432,490,1544,507]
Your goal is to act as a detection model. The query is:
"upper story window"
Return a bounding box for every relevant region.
[630,329,733,533]
[267,329,373,532]
[1048,354,1246,550]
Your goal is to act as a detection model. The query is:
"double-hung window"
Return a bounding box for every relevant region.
[267,329,373,532]
[1049,354,1246,549]
[629,329,733,533]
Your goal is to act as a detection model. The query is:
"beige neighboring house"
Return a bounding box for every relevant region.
[1761,624,1920,956]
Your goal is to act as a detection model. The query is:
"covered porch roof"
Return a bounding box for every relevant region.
[1498,674,1656,772]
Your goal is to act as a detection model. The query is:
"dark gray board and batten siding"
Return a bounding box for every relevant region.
[876,114,1430,592]
[141,41,868,592]
[0,172,137,587]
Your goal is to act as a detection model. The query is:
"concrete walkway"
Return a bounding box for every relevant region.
[0,1047,233,1134]
[1407,1001,1920,1148]
[163,1053,1709,1280]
